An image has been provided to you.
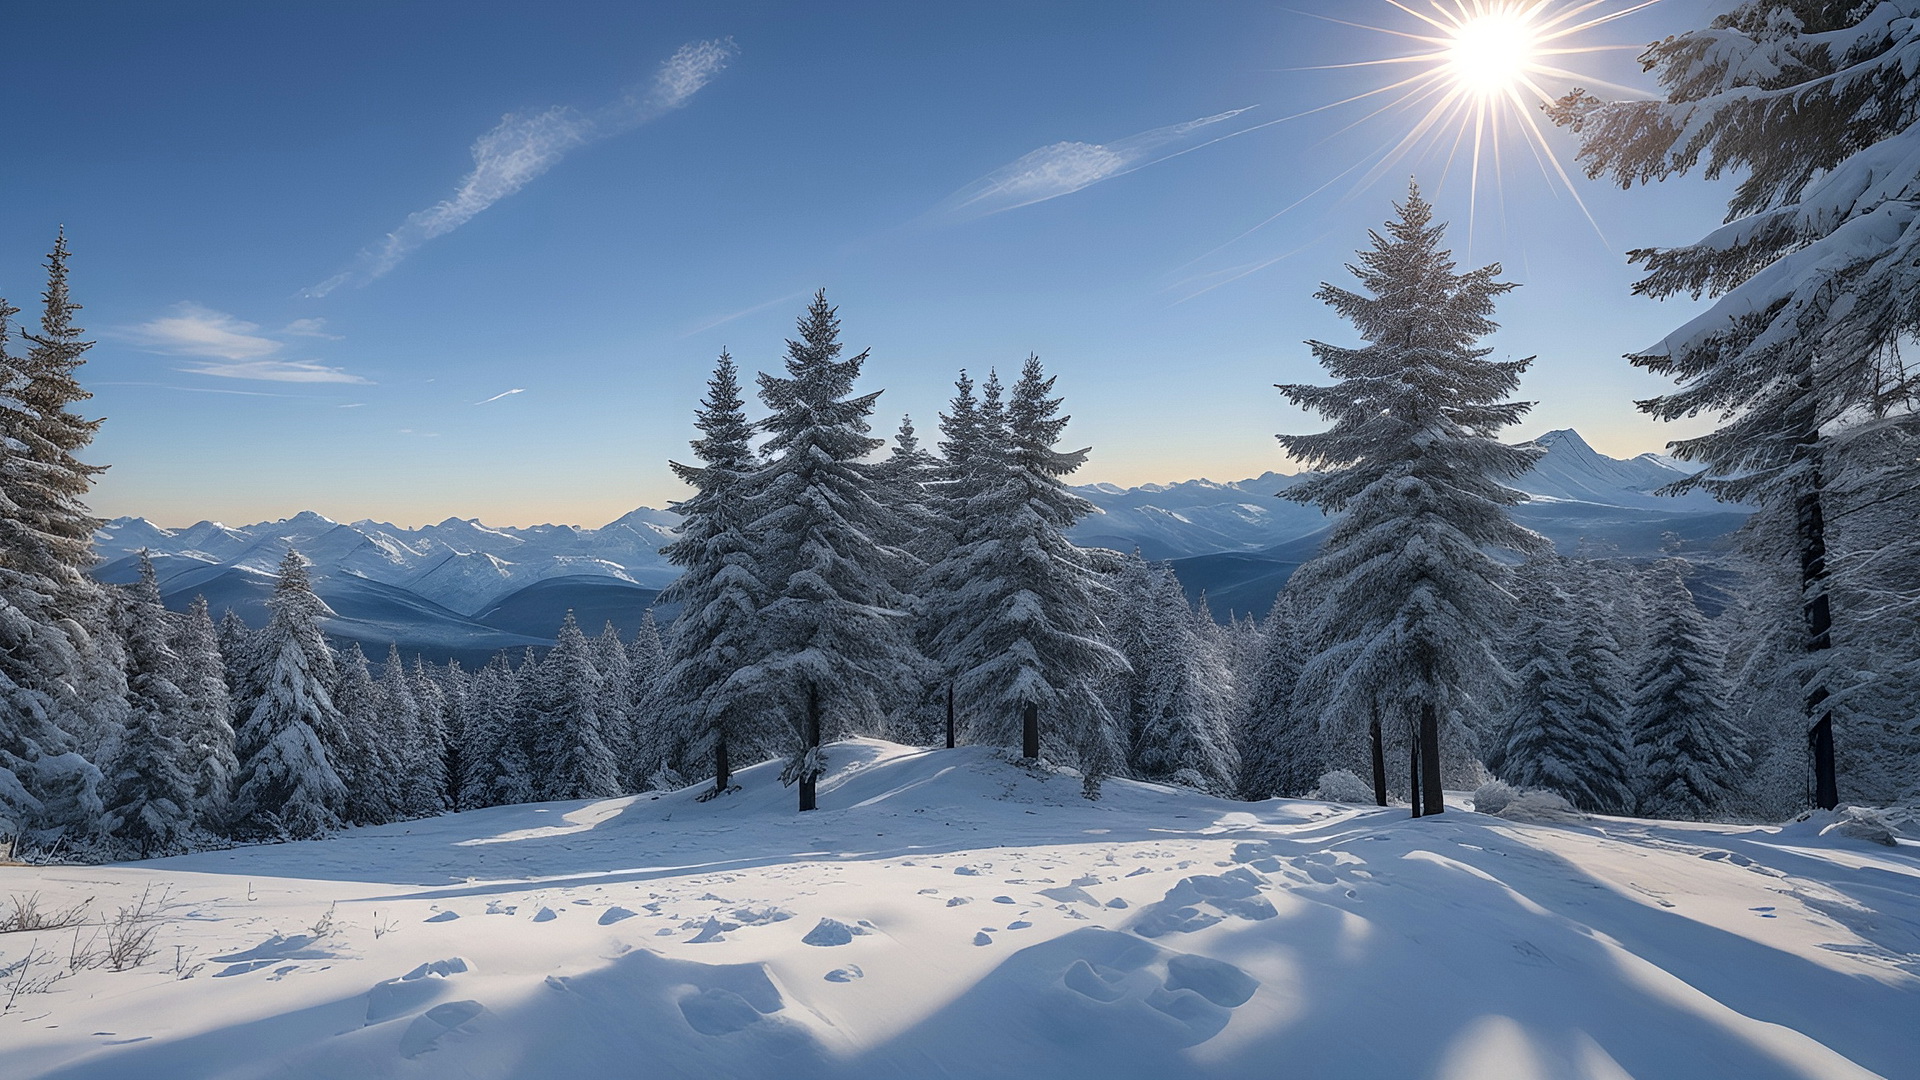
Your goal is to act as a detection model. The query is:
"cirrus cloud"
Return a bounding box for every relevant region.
[119,302,369,384]
[308,38,736,297]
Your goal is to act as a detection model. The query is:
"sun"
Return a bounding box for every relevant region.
[1446,11,1540,97]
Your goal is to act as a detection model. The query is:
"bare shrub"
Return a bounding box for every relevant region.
[0,893,91,935]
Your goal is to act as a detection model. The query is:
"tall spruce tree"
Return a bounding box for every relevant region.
[104,554,196,856]
[1550,3,1920,808]
[921,356,1125,796]
[231,551,347,839]
[332,643,397,825]
[1632,560,1748,819]
[740,293,921,809]
[659,351,776,796]
[540,612,620,800]
[173,595,236,828]
[1279,185,1546,816]
[408,656,451,815]
[1237,592,1321,800]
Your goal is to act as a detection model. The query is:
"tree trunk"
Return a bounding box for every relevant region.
[1407,727,1423,819]
[1420,701,1444,816]
[1022,701,1039,761]
[799,685,820,813]
[1797,467,1839,810]
[946,682,956,749]
[1369,713,1387,807]
[713,731,730,795]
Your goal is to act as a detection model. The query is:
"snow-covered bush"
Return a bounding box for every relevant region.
[1818,807,1900,847]
[1472,780,1514,815]
[1312,769,1373,805]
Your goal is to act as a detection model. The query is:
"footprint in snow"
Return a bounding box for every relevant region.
[973,932,994,946]
[824,965,864,982]
[801,918,869,947]
[598,906,639,925]
[532,907,558,922]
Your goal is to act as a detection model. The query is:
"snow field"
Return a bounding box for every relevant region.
[3,739,1915,1079]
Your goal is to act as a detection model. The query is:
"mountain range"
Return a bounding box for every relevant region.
[93,429,1746,660]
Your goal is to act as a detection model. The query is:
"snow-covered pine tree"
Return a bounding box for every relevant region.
[332,643,396,825]
[436,659,470,810]
[407,655,451,816]
[1278,185,1546,816]
[461,653,531,808]
[659,351,776,796]
[1495,557,1636,814]
[1237,592,1323,800]
[540,612,620,800]
[922,356,1126,797]
[592,622,639,788]
[231,550,348,839]
[173,595,235,829]
[0,238,119,846]
[1632,560,1748,820]
[741,294,921,809]
[1109,553,1237,792]
[375,643,424,816]
[104,553,197,856]
[1549,4,1920,809]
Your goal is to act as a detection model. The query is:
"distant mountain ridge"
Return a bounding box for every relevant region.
[94,429,1744,649]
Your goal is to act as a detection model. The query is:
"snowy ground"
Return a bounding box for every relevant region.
[4,740,1916,1080]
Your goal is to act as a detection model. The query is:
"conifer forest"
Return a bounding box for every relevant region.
[3,5,1918,1078]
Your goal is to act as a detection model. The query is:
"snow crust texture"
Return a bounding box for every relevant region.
[3,739,1914,1080]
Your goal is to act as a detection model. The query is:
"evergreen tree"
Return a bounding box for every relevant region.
[437,659,471,810]
[1550,4,1920,808]
[173,595,235,829]
[1238,593,1321,799]
[1278,185,1546,816]
[461,653,531,808]
[593,621,639,787]
[658,351,776,795]
[104,554,196,855]
[541,612,620,800]
[739,293,921,809]
[408,656,451,815]
[1632,560,1748,819]
[1109,553,1237,791]
[921,356,1125,796]
[333,643,397,825]
[1495,558,1636,814]
[231,551,347,839]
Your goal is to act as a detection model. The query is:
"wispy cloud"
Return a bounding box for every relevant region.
[475,388,526,405]
[309,38,736,297]
[283,317,340,339]
[939,107,1258,219]
[119,302,370,383]
[178,359,369,383]
[679,290,809,338]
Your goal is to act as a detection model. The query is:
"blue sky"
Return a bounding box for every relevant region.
[1,0,1732,528]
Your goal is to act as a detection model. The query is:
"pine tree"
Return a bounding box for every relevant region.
[461,653,531,808]
[437,659,471,810]
[1495,558,1635,814]
[1109,553,1237,791]
[593,621,639,787]
[1550,4,1920,808]
[921,356,1125,796]
[332,643,397,825]
[1237,592,1321,799]
[408,656,451,815]
[1279,185,1546,816]
[541,612,620,800]
[0,236,119,845]
[231,551,347,839]
[104,553,196,856]
[658,351,776,796]
[173,595,236,829]
[739,293,921,809]
[1632,560,1748,819]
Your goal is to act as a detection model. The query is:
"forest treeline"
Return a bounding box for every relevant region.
[4,1,1917,858]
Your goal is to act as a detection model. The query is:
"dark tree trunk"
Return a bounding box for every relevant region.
[713,731,731,795]
[1797,467,1839,810]
[1419,701,1444,816]
[1407,727,1423,819]
[1369,713,1388,807]
[1022,702,1039,761]
[946,682,956,749]
[799,685,820,813]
